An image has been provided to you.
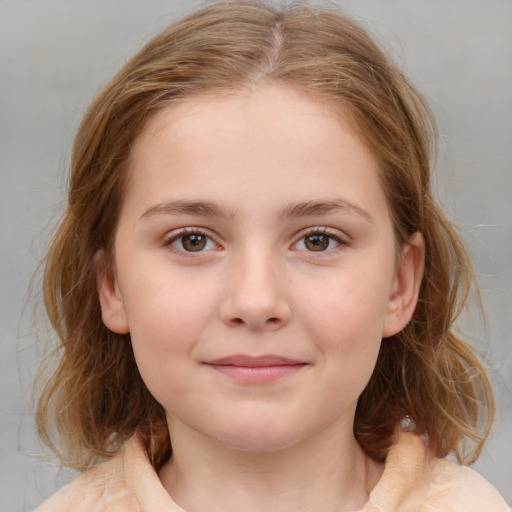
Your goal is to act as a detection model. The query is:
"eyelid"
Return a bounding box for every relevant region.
[160,225,349,256]
[162,227,222,255]
[291,226,350,252]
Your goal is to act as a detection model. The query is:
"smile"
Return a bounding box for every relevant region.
[204,355,307,384]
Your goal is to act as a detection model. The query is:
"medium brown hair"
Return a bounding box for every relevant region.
[36,0,494,470]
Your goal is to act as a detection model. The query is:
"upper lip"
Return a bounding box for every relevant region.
[205,355,305,367]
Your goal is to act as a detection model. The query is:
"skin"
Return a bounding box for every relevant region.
[97,85,424,512]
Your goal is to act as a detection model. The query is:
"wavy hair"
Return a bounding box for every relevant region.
[36,0,494,470]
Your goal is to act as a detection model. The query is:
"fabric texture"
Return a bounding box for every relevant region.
[35,431,510,512]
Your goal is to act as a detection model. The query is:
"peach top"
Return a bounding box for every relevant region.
[35,431,510,511]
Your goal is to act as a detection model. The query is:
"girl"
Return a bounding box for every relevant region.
[34,1,509,510]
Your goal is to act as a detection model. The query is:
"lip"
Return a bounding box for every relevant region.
[204,354,307,383]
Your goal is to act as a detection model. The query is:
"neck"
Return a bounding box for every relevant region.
[158,417,382,512]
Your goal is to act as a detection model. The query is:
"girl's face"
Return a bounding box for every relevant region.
[97,85,423,452]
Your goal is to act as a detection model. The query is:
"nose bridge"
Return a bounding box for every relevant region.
[220,243,290,330]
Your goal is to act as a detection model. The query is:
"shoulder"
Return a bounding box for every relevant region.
[367,431,510,512]
[34,435,179,512]
[34,439,142,512]
[428,458,510,510]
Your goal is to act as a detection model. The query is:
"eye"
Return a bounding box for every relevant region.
[164,229,218,253]
[292,229,344,252]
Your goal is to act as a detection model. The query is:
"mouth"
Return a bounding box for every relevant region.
[204,355,307,383]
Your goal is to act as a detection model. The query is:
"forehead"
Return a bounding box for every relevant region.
[122,85,387,221]
[133,85,367,151]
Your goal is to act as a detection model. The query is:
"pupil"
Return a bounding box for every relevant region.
[306,234,329,251]
[182,234,206,251]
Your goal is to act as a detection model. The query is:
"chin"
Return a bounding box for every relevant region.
[208,417,310,453]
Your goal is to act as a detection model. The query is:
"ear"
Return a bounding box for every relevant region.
[382,232,425,338]
[94,249,130,334]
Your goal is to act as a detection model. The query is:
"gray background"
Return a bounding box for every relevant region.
[1,0,510,510]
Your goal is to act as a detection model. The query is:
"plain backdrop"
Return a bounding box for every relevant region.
[1,1,511,510]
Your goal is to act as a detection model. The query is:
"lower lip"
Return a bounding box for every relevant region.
[207,364,305,383]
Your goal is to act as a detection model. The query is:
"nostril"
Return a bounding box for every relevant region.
[230,316,282,327]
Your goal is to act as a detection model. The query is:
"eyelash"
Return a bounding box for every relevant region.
[292,227,349,254]
[162,228,220,256]
[162,226,349,257]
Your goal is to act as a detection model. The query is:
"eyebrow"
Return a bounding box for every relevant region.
[140,198,374,223]
[140,199,234,220]
[277,199,374,223]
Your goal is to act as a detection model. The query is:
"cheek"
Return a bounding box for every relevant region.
[121,261,217,336]
[294,265,392,384]
[288,273,388,428]
[118,269,219,387]
[299,269,391,344]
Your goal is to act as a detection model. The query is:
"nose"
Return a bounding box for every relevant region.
[219,250,291,332]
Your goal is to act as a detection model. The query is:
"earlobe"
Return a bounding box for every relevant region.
[382,232,425,338]
[94,249,130,334]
